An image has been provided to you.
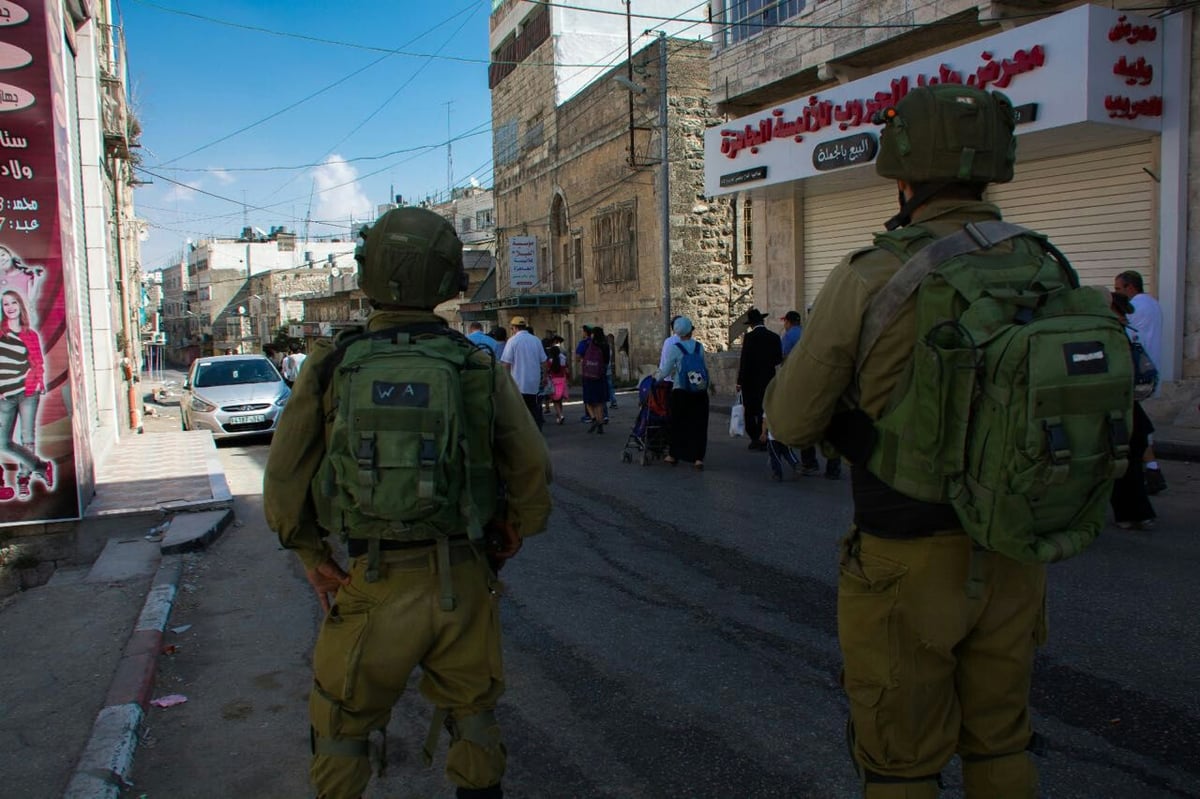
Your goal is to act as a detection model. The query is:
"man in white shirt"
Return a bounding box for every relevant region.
[281,344,307,387]
[500,316,547,430]
[1115,269,1167,494]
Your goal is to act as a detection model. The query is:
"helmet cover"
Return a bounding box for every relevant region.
[874,84,1017,185]
[355,207,464,308]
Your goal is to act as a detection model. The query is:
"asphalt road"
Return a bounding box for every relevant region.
[128,394,1200,798]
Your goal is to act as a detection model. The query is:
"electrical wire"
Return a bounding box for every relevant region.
[145,3,480,168]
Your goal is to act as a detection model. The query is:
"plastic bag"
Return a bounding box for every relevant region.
[729,397,746,437]
[1131,340,1159,401]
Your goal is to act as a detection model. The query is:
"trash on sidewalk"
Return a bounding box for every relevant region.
[170,624,191,634]
[150,694,188,708]
[144,520,172,543]
[162,644,179,655]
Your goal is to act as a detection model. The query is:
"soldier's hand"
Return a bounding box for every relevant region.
[486,520,523,572]
[306,557,351,614]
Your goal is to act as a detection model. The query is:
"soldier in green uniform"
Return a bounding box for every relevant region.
[765,86,1046,798]
[263,207,552,799]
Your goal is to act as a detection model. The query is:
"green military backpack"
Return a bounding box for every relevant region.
[859,220,1133,563]
[312,324,499,596]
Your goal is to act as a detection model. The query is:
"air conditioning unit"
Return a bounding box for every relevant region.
[152,332,167,345]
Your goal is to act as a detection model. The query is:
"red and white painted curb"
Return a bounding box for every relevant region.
[62,556,183,799]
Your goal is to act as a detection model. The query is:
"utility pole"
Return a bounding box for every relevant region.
[657,31,670,333]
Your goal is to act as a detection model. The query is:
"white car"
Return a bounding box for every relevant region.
[181,354,290,440]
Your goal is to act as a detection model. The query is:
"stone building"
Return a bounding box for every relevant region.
[703,0,1196,402]
[488,1,749,379]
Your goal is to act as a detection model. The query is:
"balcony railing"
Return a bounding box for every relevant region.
[98,24,131,158]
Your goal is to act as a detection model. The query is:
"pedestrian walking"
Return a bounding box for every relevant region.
[263,207,552,799]
[654,316,710,469]
[500,316,548,430]
[579,326,611,434]
[1108,291,1156,530]
[1114,269,1167,494]
[766,84,1133,798]
[281,343,306,388]
[736,307,782,450]
[466,320,501,359]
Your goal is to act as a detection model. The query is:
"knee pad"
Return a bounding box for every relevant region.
[445,709,506,790]
[962,751,1038,799]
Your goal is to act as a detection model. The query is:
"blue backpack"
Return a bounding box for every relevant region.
[675,341,709,392]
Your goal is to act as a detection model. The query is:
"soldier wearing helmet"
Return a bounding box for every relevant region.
[264,207,552,799]
[766,86,1046,798]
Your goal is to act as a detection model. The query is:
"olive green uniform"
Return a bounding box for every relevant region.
[263,309,552,799]
[765,199,1045,798]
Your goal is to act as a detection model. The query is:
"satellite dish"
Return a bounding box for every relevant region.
[330,267,342,278]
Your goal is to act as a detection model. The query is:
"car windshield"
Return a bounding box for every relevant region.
[192,359,280,388]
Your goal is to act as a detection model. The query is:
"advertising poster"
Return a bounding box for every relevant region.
[508,235,537,289]
[0,0,81,523]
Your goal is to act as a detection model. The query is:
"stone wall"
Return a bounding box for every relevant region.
[492,36,745,374]
[1184,11,1200,379]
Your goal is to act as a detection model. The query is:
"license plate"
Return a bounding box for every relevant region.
[229,414,266,425]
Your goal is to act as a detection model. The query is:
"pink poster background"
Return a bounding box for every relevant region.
[0,0,82,523]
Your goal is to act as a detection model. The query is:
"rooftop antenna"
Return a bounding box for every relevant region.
[304,179,315,243]
[242,189,248,231]
[444,100,453,198]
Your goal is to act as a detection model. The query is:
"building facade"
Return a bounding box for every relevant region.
[704,0,1196,394]
[488,1,748,377]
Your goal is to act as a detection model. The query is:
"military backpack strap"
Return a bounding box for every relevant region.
[855,220,1032,371]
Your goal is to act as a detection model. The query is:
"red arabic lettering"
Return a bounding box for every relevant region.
[1108,15,1158,45]
[1113,55,1153,86]
[718,45,1043,159]
[1104,94,1163,120]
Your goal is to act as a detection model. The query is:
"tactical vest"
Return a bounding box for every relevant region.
[858,220,1133,564]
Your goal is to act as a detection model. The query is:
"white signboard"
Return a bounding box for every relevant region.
[508,235,538,289]
[704,4,1163,196]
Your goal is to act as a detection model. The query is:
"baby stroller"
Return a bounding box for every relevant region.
[621,375,671,466]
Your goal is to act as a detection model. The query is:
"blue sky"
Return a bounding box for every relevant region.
[123,0,497,270]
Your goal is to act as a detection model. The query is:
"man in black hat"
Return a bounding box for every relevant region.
[736,307,782,449]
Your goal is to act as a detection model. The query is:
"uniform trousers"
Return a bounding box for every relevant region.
[838,529,1045,798]
[309,544,505,798]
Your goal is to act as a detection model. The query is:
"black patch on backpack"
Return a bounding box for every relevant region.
[1063,341,1109,375]
[372,381,430,407]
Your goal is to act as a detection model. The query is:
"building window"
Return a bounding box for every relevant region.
[736,194,753,276]
[494,119,518,166]
[572,234,583,282]
[522,120,544,151]
[476,209,494,230]
[592,201,637,285]
[461,217,472,234]
[722,0,805,46]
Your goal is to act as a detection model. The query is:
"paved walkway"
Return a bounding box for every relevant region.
[86,429,232,517]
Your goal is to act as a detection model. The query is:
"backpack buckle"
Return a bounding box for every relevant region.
[1107,411,1130,458]
[1042,419,1071,465]
[356,435,376,467]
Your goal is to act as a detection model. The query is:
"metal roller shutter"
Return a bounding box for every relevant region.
[800,140,1157,303]
[802,186,895,309]
[988,139,1157,293]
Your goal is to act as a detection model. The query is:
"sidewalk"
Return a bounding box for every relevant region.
[0,419,234,799]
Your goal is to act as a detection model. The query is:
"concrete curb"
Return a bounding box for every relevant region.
[62,555,183,799]
[160,507,235,556]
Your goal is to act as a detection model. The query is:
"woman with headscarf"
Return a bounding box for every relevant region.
[653,316,710,469]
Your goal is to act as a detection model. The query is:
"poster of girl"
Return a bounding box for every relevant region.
[0,290,54,501]
[0,245,43,305]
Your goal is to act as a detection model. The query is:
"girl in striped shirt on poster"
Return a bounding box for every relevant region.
[0,290,53,501]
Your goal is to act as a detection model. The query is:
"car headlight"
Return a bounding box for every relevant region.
[189,395,217,413]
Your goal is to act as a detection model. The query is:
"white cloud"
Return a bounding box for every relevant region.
[210,168,235,185]
[311,156,372,229]
[163,179,203,203]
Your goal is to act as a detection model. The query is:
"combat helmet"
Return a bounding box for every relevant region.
[874,84,1017,228]
[355,207,465,308]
